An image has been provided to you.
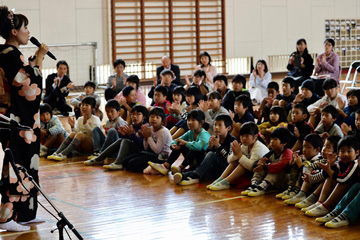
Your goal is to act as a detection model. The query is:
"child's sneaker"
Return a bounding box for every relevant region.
[52,153,66,161]
[301,201,320,212]
[282,186,299,200]
[208,180,230,191]
[143,165,159,175]
[324,214,350,228]
[276,186,292,199]
[295,194,317,209]
[103,163,123,170]
[284,193,306,205]
[47,153,58,160]
[305,203,329,217]
[315,210,340,223]
[206,178,223,190]
[179,177,199,186]
[241,186,254,196]
[87,152,100,160]
[171,165,182,174]
[173,172,183,184]
[84,159,104,166]
[39,146,48,157]
[247,187,265,197]
[148,162,169,175]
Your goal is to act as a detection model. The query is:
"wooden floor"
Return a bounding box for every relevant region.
[0,156,359,240]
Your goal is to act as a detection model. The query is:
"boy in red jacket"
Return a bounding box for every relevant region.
[247,128,293,197]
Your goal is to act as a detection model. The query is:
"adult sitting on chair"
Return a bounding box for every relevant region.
[43,60,74,116]
[105,58,128,101]
[156,55,182,86]
[313,38,340,97]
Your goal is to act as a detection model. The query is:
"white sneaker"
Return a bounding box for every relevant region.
[284,193,306,205]
[247,187,265,197]
[295,195,318,209]
[148,162,169,175]
[171,165,182,174]
[325,214,350,228]
[179,177,199,186]
[84,159,104,166]
[208,180,230,191]
[301,201,320,212]
[103,163,123,170]
[18,218,45,224]
[241,186,254,196]
[0,220,30,231]
[52,153,66,161]
[282,187,299,200]
[315,210,339,223]
[305,203,329,217]
[173,173,183,185]
[47,153,58,160]
[87,152,100,160]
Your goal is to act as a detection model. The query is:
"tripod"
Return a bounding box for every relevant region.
[0,117,83,239]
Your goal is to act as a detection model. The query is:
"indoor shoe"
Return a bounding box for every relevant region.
[143,165,159,175]
[301,202,321,212]
[295,195,317,209]
[52,153,67,161]
[0,220,30,232]
[87,152,100,160]
[47,153,58,160]
[173,172,183,184]
[148,162,169,175]
[179,177,199,186]
[305,204,329,217]
[241,186,254,196]
[284,194,306,205]
[103,163,123,170]
[282,186,299,200]
[276,186,292,199]
[84,159,104,166]
[247,187,265,197]
[208,180,230,191]
[315,210,339,223]
[324,215,350,228]
[171,165,182,174]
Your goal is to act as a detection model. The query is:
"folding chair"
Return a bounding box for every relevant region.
[344,65,360,91]
[340,60,360,93]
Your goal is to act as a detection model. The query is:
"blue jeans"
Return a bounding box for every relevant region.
[183,151,228,180]
[92,127,119,153]
[334,182,360,222]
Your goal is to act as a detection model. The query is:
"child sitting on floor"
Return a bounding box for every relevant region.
[246,128,292,197]
[281,133,323,204]
[153,85,171,115]
[173,115,236,185]
[222,74,248,112]
[208,122,269,191]
[118,85,139,121]
[256,81,280,123]
[86,99,127,160]
[314,105,343,138]
[39,103,68,157]
[229,94,255,139]
[199,91,229,135]
[47,96,101,161]
[121,107,172,173]
[287,103,314,151]
[258,106,288,144]
[70,81,101,119]
[147,109,211,175]
[303,136,359,218]
[170,86,203,139]
[84,105,149,169]
[166,86,186,129]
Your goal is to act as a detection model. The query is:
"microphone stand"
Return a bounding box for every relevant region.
[1,118,83,240]
[19,166,83,240]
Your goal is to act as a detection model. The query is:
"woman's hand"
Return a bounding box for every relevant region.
[34,43,48,70]
[252,69,257,79]
[289,54,295,65]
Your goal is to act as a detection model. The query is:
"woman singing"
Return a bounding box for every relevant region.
[0,6,48,232]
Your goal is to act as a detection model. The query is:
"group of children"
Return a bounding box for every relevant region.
[38,67,360,229]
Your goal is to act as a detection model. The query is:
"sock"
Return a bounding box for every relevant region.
[60,138,81,156]
[258,180,270,190]
[305,193,318,203]
[296,190,306,198]
[55,137,72,154]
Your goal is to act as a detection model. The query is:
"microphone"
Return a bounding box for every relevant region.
[29,37,57,60]
[5,149,22,182]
